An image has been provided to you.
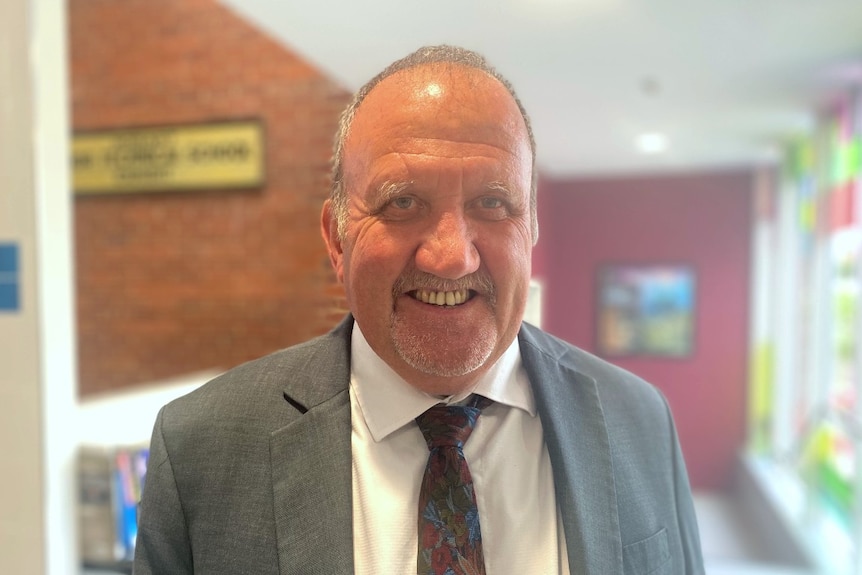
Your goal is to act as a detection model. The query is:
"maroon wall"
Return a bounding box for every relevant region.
[535,170,752,490]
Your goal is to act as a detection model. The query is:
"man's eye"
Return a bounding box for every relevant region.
[391,196,415,209]
[479,197,504,209]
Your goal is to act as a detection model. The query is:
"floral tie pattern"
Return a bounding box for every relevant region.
[416,395,492,575]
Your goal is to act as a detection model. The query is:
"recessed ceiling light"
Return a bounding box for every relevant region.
[636,132,668,154]
[640,76,661,97]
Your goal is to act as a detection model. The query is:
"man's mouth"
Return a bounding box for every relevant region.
[410,288,472,307]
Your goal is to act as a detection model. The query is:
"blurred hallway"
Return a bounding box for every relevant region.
[696,492,815,575]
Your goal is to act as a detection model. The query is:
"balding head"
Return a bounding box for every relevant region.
[329,45,538,244]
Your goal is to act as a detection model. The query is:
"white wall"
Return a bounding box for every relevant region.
[77,371,217,448]
[0,0,77,573]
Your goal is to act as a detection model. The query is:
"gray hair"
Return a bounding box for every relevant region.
[329,45,538,244]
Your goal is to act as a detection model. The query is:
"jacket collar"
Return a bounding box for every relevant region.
[271,316,355,573]
[519,323,623,574]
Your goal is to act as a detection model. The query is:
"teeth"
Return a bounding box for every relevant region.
[415,289,469,306]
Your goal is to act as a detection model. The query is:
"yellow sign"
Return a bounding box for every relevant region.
[73,121,265,194]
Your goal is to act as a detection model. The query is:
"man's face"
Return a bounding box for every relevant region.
[322,64,533,396]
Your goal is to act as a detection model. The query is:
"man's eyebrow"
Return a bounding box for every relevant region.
[485,181,514,195]
[371,180,412,205]
[485,182,526,204]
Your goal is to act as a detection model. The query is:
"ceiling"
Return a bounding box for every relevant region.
[220,0,862,178]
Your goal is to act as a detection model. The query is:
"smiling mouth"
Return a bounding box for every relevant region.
[410,288,472,307]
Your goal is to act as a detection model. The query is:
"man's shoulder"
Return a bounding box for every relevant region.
[519,323,676,450]
[519,322,666,406]
[519,322,639,380]
[217,320,351,384]
[160,317,353,426]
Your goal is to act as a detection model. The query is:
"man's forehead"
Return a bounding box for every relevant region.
[347,63,528,151]
[365,62,506,107]
[341,61,532,197]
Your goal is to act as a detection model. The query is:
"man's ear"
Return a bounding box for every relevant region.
[321,199,345,284]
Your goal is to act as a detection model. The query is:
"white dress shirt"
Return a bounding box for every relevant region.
[350,324,570,574]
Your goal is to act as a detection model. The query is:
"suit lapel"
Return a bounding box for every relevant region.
[270,318,355,574]
[519,327,623,575]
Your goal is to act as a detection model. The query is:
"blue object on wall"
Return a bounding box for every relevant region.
[0,243,20,312]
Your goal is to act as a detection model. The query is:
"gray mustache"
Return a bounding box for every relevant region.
[392,270,496,302]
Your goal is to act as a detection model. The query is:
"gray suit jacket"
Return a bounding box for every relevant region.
[134,317,704,574]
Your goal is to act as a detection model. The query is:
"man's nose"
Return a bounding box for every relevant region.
[414,211,480,279]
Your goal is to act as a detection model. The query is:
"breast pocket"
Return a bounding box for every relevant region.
[622,527,671,575]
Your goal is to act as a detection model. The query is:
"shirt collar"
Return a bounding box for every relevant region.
[350,322,536,443]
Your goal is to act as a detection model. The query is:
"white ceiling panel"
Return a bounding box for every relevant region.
[220,0,862,176]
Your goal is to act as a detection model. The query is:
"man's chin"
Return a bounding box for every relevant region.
[400,354,482,380]
[391,328,496,381]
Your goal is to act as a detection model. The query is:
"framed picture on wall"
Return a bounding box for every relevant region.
[596,263,695,358]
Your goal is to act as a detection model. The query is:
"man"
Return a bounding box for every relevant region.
[134,45,704,574]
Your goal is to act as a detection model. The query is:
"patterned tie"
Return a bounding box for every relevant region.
[416,395,492,575]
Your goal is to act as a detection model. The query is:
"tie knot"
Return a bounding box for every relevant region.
[416,396,491,450]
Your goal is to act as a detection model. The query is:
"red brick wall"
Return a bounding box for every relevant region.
[70,0,350,396]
